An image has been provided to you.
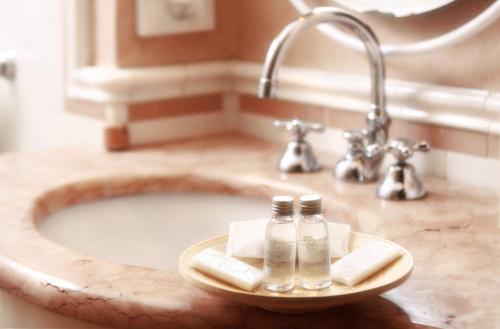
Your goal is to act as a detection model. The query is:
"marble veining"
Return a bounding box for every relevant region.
[0,133,497,328]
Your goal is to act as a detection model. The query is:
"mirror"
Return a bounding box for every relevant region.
[289,0,500,56]
[331,0,456,17]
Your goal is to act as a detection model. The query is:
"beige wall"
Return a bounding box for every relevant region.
[115,0,500,89]
[116,0,237,67]
[235,0,500,90]
[93,0,500,153]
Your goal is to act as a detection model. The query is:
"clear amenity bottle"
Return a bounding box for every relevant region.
[263,195,297,292]
[297,194,331,290]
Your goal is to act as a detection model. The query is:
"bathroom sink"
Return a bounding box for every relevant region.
[37,192,269,270]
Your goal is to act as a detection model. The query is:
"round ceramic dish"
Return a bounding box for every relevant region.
[179,232,413,313]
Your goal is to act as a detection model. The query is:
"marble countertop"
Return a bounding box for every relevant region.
[0,133,498,329]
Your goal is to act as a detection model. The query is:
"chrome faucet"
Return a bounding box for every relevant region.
[258,7,432,200]
[258,7,391,182]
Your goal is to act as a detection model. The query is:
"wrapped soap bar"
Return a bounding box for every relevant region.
[191,248,263,291]
[331,240,402,286]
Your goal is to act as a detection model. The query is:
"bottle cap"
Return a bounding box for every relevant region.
[271,195,294,216]
[300,194,322,215]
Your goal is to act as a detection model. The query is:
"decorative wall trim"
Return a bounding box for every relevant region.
[65,99,105,121]
[240,96,498,159]
[129,111,226,147]
[68,60,500,138]
[128,94,223,122]
[66,59,499,188]
[69,62,230,106]
[101,94,225,150]
[104,125,129,151]
[232,61,500,135]
[64,0,94,75]
[95,0,117,66]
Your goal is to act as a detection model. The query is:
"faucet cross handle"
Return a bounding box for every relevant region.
[377,138,431,200]
[342,129,366,144]
[342,129,368,149]
[385,139,431,163]
[273,119,324,141]
[273,118,324,173]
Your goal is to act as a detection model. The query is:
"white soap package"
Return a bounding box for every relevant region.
[331,240,402,286]
[226,218,351,259]
[191,248,263,291]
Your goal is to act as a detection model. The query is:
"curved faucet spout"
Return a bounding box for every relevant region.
[258,7,390,146]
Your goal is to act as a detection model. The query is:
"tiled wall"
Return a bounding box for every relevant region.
[240,96,499,159]
[238,95,499,190]
[230,0,500,187]
[116,0,237,67]
[115,0,500,86]
[103,0,500,137]
[68,93,227,150]
[235,0,500,90]
[71,0,499,188]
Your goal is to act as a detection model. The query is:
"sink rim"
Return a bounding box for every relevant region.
[36,190,271,270]
[30,172,311,266]
[1,170,319,326]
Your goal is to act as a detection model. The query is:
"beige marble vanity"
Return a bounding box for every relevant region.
[0,133,497,329]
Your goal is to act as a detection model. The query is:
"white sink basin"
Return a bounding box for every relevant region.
[38,192,269,269]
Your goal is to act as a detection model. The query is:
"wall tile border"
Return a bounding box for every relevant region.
[129,94,223,122]
[104,125,129,151]
[240,96,496,159]
[68,60,500,159]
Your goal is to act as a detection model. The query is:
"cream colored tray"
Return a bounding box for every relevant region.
[179,232,413,313]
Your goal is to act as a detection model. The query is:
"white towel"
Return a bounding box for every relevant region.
[226,218,351,259]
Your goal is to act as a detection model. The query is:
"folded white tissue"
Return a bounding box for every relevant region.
[226,218,351,259]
